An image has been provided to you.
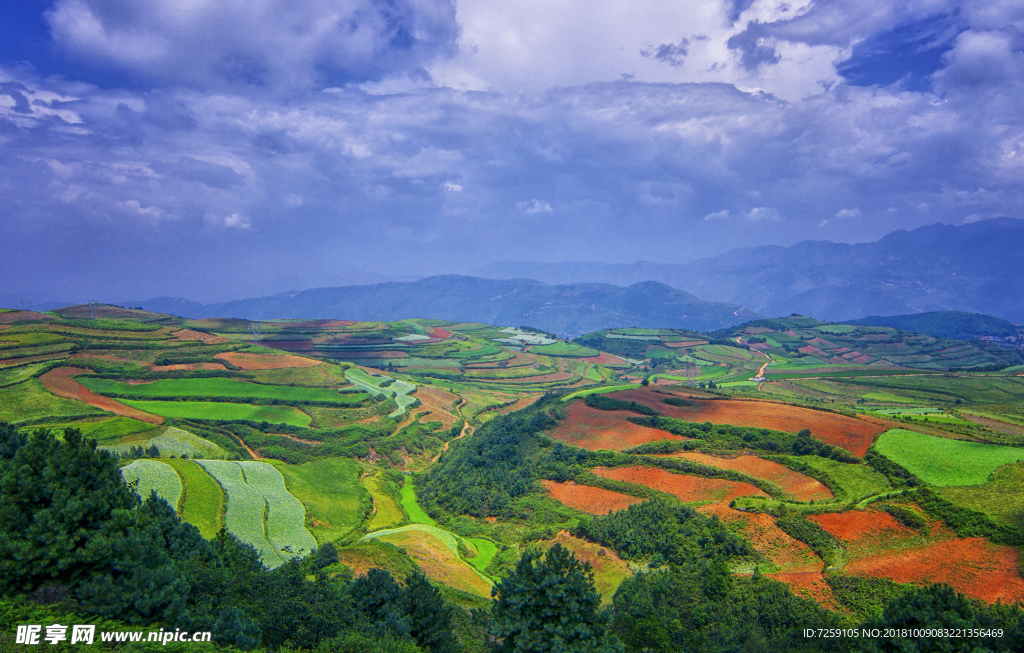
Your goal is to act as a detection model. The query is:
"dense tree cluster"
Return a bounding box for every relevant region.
[0,422,457,652]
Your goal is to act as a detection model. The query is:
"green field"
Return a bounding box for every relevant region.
[273,458,366,543]
[45,416,155,442]
[938,462,1024,529]
[528,342,599,357]
[874,429,1024,486]
[120,400,312,427]
[561,384,641,402]
[400,477,437,526]
[362,474,407,531]
[344,369,417,417]
[80,377,366,405]
[0,379,103,423]
[161,458,224,538]
[792,456,891,501]
[466,537,498,574]
[0,361,57,387]
[363,523,494,587]
[121,459,182,509]
[237,461,318,558]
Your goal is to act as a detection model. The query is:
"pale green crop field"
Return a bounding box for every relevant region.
[121,459,182,509]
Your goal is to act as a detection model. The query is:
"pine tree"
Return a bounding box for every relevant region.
[489,544,621,653]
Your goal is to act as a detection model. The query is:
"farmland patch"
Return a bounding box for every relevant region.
[367,526,493,597]
[610,389,884,456]
[121,459,182,509]
[548,401,688,451]
[538,531,631,604]
[101,426,227,458]
[37,368,160,423]
[874,429,1024,486]
[272,458,364,542]
[215,351,322,370]
[540,480,644,514]
[161,458,223,538]
[594,466,768,503]
[668,452,832,501]
[121,400,312,427]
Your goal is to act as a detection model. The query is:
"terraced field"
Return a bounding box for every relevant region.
[121,459,182,509]
[120,400,312,427]
[197,460,316,567]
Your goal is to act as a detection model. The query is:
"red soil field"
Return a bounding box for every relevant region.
[698,503,837,607]
[427,327,452,339]
[149,362,228,372]
[541,480,644,514]
[846,538,1024,604]
[670,452,832,501]
[496,395,541,416]
[549,402,687,451]
[809,510,916,542]
[39,367,163,424]
[595,466,768,503]
[609,388,884,456]
[698,503,821,573]
[215,351,321,370]
[580,352,629,366]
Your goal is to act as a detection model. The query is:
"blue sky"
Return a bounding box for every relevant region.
[1,0,1022,303]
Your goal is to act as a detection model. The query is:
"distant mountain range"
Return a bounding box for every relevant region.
[135,276,761,336]
[845,311,1023,343]
[474,217,1024,323]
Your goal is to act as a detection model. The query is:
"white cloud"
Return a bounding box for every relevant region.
[704,209,731,220]
[746,206,780,221]
[118,200,168,221]
[835,207,861,219]
[444,182,463,192]
[517,199,552,214]
[221,213,252,229]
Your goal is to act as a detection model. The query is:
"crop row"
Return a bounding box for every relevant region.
[121,459,182,508]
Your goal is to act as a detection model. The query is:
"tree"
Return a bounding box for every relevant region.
[489,544,621,653]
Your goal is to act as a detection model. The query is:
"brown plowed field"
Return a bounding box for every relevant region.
[39,367,163,424]
[845,538,1024,604]
[171,328,231,344]
[609,389,884,456]
[549,402,687,451]
[580,352,629,366]
[499,370,574,384]
[594,466,768,503]
[216,351,321,370]
[496,395,541,416]
[669,452,832,501]
[541,480,644,514]
[810,510,917,542]
[149,362,228,372]
[664,340,708,348]
[412,386,460,429]
[0,311,50,323]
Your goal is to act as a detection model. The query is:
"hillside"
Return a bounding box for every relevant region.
[844,311,1024,344]
[475,217,1024,322]
[5,305,1024,651]
[134,276,762,336]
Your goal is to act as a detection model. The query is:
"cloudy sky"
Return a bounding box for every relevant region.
[2,0,1022,303]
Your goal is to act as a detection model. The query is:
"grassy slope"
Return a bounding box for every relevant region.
[272,457,366,543]
[875,429,1024,486]
[938,462,1024,529]
[793,456,891,501]
[362,474,407,531]
[0,379,103,423]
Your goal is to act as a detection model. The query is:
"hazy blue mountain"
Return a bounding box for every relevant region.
[845,311,1023,342]
[474,217,1024,322]
[135,276,762,336]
